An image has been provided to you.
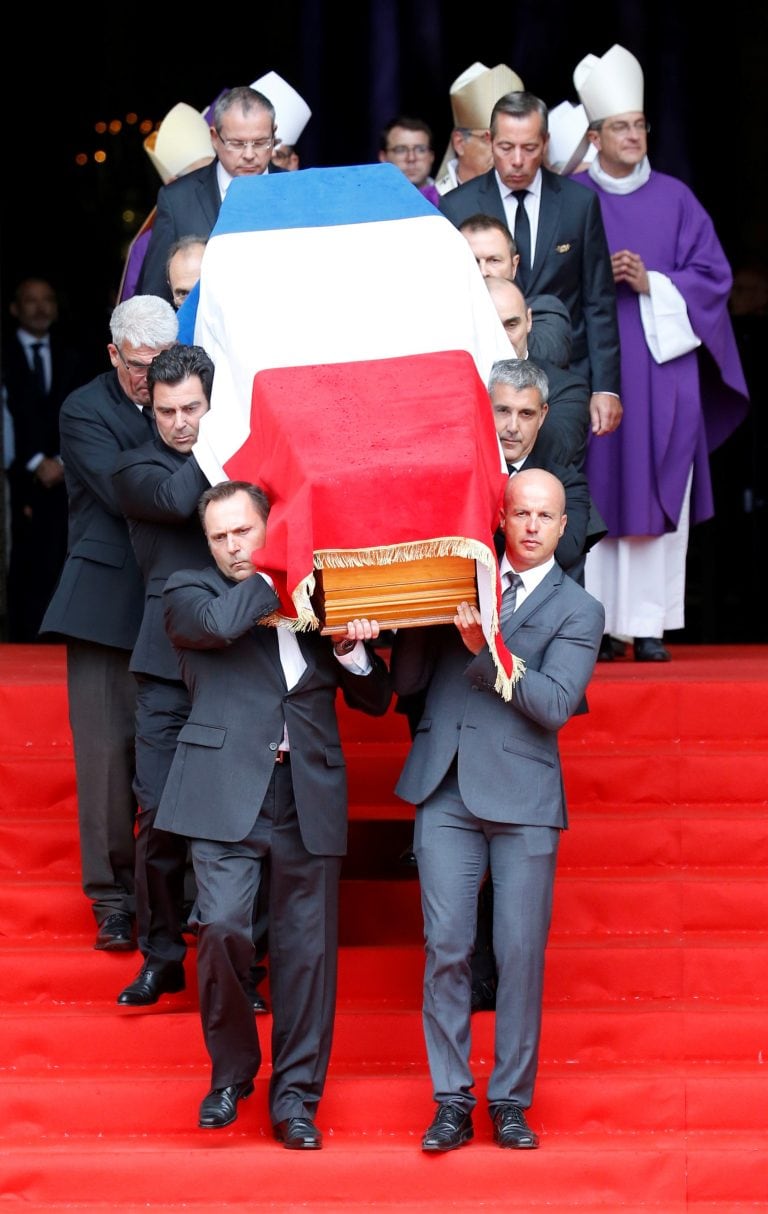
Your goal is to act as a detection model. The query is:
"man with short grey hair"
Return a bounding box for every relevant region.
[40,294,178,951]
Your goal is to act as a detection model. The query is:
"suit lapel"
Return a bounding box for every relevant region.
[480,170,508,225]
[196,165,222,231]
[527,170,563,294]
[502,564,563,640]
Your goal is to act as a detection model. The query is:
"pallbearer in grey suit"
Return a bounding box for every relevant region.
[392,469,604,1153]
[157,482,392,1146]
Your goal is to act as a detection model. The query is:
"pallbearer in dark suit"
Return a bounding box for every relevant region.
[136,86,285,304]
[439,90,623,439]
[40,296,179,951]
[392,469,604,1153]
[111,345,213,1006]
[157,482,392,1145]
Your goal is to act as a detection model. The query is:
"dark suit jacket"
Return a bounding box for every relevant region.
[112,439,210,680]
[136,160,285,303]
[156,566,392,855]
[39,371,154,648]
[516,450,605,571]
[3,330,86,472]
[524,356,591,470]
[392,563,604,829]
[440,168,620,394]
[527,295,571,369]
[3,330,90,639]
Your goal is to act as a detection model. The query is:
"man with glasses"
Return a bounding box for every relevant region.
[137,86,284,304]
[435,62,525,197]
[378,115,440,206]
[572,44,748,663]
[40,295,178,951]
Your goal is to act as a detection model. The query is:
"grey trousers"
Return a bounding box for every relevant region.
[415,764,558,1114]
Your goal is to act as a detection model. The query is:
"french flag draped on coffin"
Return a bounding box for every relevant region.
[191,163,522,696]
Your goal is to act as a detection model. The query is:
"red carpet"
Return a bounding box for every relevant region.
[0,643,767,1212]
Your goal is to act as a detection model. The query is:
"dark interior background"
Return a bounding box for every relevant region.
[2,2,767,641]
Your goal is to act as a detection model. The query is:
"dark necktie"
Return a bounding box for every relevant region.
[512,190,531,287]
[31,341,47,396]
[499,571,523,630]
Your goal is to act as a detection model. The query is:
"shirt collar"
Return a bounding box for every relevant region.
[18,329,49,351]
[499,551,555,596]
[495,167,543,201]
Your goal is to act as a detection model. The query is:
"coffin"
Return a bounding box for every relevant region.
[313,554,478,633]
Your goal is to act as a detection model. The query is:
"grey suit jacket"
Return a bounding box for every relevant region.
[439,168,620,394]
[156,566,392,855]
[40,371,154,648]
[112,439,211,681]
[392,563,604,829]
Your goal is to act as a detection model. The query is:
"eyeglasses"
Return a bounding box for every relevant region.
[603,119,651,135]
[116,348,154,376]
[386,144,431,157]
[459,129,489,141]
[216,134,274,152]
[271,146,294,161]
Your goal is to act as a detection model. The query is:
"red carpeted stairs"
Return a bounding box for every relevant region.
[0,643,767,1213]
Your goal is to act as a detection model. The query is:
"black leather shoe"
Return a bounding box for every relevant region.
[94,912,136,952]
[633,636,671,662]
[251,991,269,1014]
[421,1104,473,1152]
[491,1103,539,1149]
[471,977,497,1012]
[399,847,418,868]
[273,1116,322,1149]
[198,1080,254,1129]
[597,633,615,662]
[117,964,185,1006]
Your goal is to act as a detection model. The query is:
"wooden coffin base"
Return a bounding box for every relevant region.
[313,554,478,633]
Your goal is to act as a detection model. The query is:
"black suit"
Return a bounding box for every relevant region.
[157,566,391,1122]
[40,371,155,925]
[3,329,88,640]
[526,294,571,369]
[136,161,284,304]
[440,168,620,394]
[525,356,591,471]
[112,440,210,969]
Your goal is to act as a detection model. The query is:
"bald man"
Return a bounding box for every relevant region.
[166,236,207,310]
[392,468,604,1153]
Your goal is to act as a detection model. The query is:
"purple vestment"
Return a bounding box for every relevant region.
[117,211,156,303]
[419,181,441,208]
[574,169,748,536]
